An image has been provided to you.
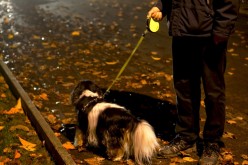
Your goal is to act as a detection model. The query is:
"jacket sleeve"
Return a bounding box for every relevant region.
[155,0,168,17]
[212,0,240,38]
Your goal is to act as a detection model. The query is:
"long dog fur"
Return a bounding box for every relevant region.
[71,80,159,164]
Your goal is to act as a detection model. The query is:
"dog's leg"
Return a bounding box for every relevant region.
[74,127,85,151]
[103,131,126,162]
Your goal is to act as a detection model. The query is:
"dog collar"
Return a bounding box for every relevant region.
[82,97,103,111]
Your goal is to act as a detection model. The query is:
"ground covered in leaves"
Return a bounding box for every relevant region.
[0,0,248,164]
[0,75,54,165]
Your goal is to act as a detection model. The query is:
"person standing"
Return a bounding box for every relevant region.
[147,0,239,164]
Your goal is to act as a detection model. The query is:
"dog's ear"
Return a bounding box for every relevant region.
[70,80,87,105]
[70,80,103,105]
[88,82,103,97]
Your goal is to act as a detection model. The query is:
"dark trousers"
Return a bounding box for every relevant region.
[172,37,227,144]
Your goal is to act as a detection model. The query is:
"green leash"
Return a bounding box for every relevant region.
[104,18,159,96]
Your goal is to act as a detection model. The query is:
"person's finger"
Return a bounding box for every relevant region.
[151,12,162,21]
[147,7,160,19]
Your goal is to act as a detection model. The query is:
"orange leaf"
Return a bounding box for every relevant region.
[39,93,49,100]
[14,150,21,159]
[242,160,248,165]
[46,114,57,124]
[1,98,23,114]
[226,120,237,125]
[0,126,4,131]
[2,107,22,115]
[62,142,75,150]
[84,157,105,164]
[140,79,147,85]
[54,132,61,137]
[0,157,11,164]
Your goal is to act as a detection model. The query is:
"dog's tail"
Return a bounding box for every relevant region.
[133,120,159,165]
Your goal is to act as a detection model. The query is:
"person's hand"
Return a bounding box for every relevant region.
[147,7,163,21]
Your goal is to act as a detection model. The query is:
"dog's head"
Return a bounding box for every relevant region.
[71,80,103,106]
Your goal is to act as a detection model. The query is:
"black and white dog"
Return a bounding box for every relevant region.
[71,80,159,164]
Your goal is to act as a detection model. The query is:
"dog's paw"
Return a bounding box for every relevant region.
[77,146,86,152]
[112,156,123,162]
[74,127,84,147]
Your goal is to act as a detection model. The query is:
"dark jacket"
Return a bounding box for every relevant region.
[156,0,240,38]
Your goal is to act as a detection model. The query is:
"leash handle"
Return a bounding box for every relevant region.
[104,29,149,96]
[147,18,159,33]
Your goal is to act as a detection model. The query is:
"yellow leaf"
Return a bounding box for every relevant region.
[15,98,22,110]
[50,43,57,48]
[4,17,9,24]
[151,56,161,61]
[71,31,80,36]
[106,61,118,65]
[9,125,30,132]
[183,157,198,162]
[32,35,41,40]
[223,132,236,139]
[42,42,49,46]
[231,53,239,56]
[164,74,173,81]
[92,71,102,75]
[227,48,234,53]
[3,147,12,153]
[29,153,43,158]
[236,116,243,120]
[18,136,36,151]
[62,83,74,87]
[200,100,205,107]
[241,154,248,159]
[150,51,158,55]
[14,150,21,159]
[140,79,147,85]
[242,160,248,165]
[8,34,14,39]
[62,142,75,150]
[0,126,4,131]
[222,153,234,162]
[130,83,143,89]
